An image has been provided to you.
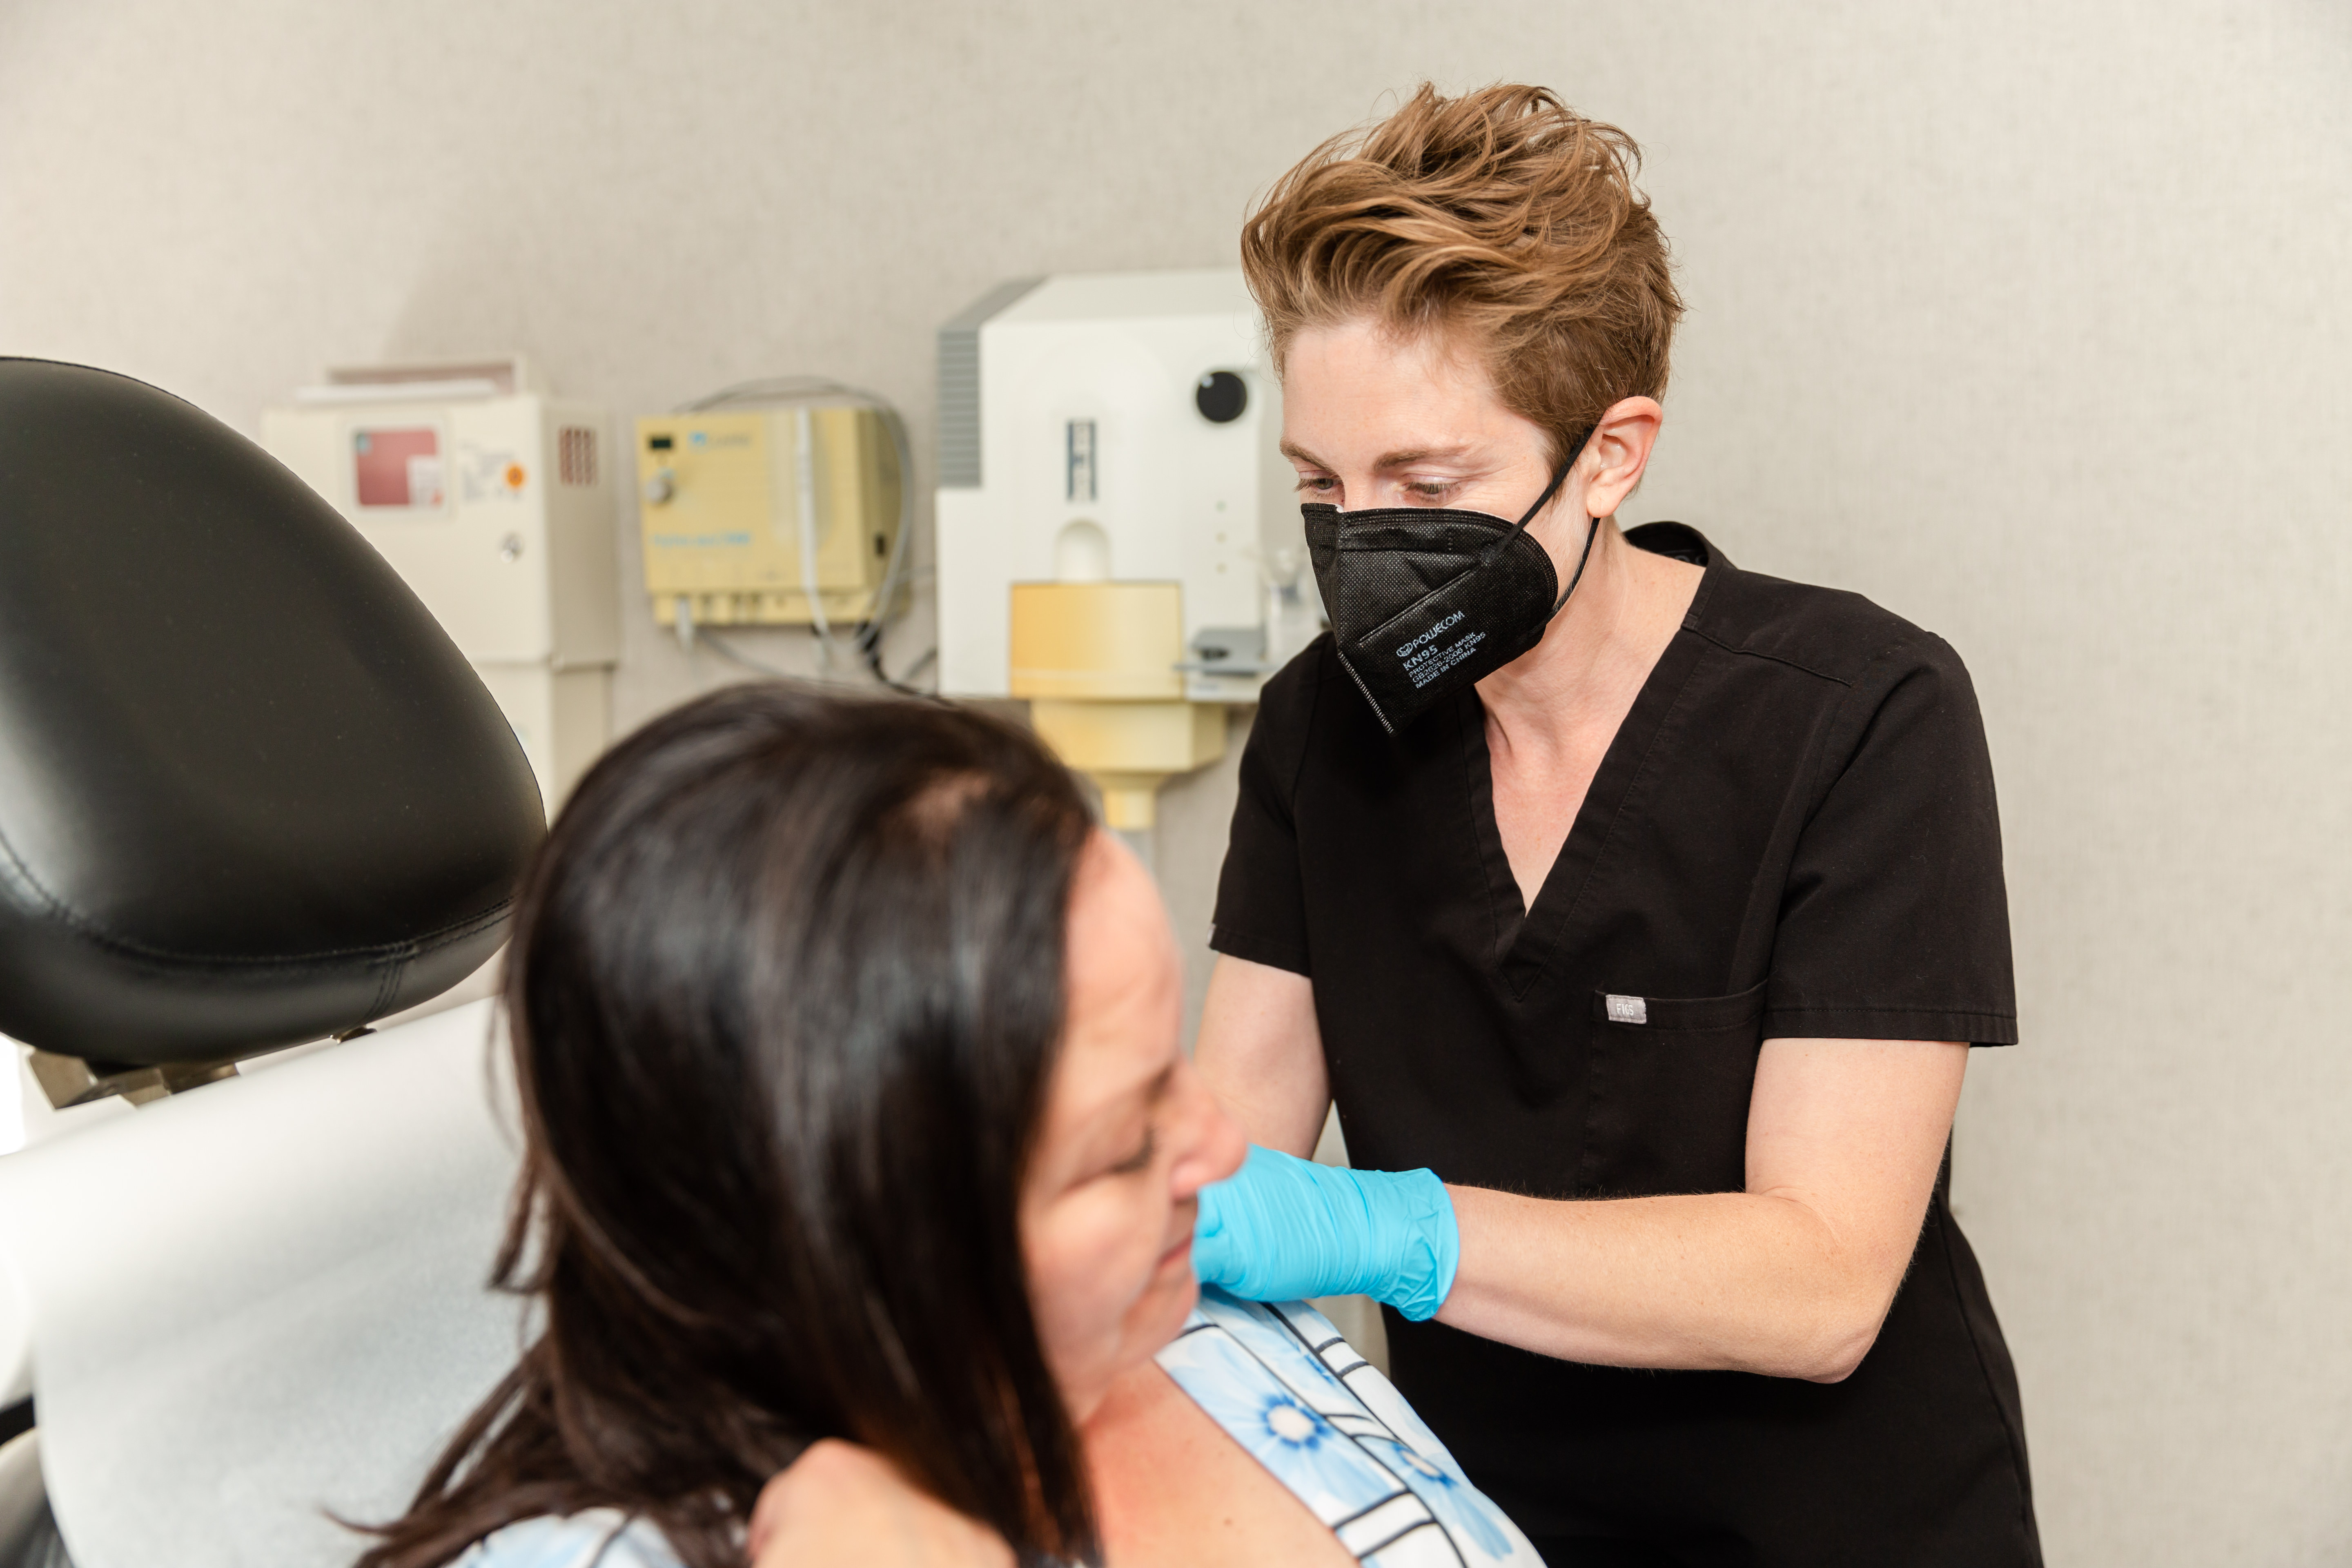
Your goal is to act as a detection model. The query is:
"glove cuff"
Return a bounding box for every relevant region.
[1376,1167,1460,1322]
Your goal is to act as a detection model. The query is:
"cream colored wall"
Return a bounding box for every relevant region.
[4,2,2346,1560]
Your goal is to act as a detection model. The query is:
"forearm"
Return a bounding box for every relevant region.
[1194,957,1328,1156]
[1436,1186,1897,1381]
[1201,1039,1961,1377]
[1206,1072,1326,1159]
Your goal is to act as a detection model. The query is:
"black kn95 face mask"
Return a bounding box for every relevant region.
[1303,454,1601,734]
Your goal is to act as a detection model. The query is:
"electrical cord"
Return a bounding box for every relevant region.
[675,590,824,684]
[678,376,933,693]
[791,405,835,673]
[697,626,795,679]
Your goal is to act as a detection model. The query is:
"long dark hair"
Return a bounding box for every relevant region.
[355,684,1100,1568]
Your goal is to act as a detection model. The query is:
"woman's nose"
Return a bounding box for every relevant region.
[1168,1066,1248,1197]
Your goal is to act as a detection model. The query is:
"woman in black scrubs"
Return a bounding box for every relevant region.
[1190,85,2039,1566]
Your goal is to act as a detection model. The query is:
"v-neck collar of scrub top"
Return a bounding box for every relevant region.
[1457,521,1725,1000]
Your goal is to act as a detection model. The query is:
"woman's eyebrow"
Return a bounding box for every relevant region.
[1109,1062,1177,1125]
[1370,445,1470,469]
[1278,440,1473,470]
[1092,1064,1176,1159]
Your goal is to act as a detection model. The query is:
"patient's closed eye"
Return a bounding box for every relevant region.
[1109,1127,1156,1176]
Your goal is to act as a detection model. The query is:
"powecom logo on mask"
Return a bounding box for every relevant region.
[1396,612,1486,690]
[1396,611,1464,659]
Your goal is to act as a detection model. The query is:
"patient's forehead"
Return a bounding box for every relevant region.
[1053,833,1180,1118]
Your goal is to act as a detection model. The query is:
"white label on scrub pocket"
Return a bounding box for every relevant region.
[1604,994,1648,1025]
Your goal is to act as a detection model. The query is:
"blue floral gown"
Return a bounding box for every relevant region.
[1154,1288,1541,1567]
[454,1290,1540,1568]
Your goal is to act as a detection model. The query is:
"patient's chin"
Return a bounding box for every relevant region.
[1129,1267,1200,1357]
[1045,1238,1204,1420]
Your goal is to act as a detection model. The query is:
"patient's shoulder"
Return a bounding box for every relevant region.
[1084,1357,1355,1568]
[1148,1291,1543,1567]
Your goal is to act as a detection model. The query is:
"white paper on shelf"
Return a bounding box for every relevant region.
[0,999,532,1568]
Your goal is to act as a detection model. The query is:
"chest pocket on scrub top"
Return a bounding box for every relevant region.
[1577,980,1768,1198]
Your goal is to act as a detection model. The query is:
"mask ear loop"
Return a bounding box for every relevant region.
[1548,512,1604,618]
[1479,431,1602,619]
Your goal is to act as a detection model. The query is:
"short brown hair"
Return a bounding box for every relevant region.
[1242,84,1683,470]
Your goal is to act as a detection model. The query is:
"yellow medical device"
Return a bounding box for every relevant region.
[1008,582,1226,830]
[635,403,903,629]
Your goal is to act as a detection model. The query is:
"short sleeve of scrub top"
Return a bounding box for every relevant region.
[1211,631,1323,977]
[1205,522,2038,1566]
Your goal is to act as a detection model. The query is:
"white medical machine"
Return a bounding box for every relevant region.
[262,356,621,806]
[935,271,1321,829]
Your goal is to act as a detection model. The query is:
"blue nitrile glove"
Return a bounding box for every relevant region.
[1192,1144,1461,1321]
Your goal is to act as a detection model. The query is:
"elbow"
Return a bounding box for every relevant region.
[1738,1202,1905,1382]
[1742,1279,1891,1383]
[1787,1293,1891,1383]
[1797,1334,1872,1385]
[1710,1195,1915,1381]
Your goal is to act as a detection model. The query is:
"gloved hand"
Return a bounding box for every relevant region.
[1192,1145,1461,1321]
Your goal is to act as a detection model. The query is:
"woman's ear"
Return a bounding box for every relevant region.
[1579,396,1664,519]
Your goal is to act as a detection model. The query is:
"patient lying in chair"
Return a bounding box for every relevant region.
[355,686,1536,1568]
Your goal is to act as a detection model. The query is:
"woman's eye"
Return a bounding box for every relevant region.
[1108,1128,1157,1176]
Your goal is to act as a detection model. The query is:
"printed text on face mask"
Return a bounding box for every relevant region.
[1397,612,1467,660]
[1396,618,1487,689]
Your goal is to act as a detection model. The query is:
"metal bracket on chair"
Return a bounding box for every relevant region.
[26,1051,239,1111]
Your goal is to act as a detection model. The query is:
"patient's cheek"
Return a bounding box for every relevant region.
[1025,1190,1169,1414]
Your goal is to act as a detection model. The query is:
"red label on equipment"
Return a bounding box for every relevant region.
[353,427,443,508]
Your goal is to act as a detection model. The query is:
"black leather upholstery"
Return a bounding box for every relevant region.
[0,359,545,1066]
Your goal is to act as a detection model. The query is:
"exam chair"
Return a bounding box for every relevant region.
[0,359,548,1566]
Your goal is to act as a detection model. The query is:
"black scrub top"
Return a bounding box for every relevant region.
[1210,524,2040,1568]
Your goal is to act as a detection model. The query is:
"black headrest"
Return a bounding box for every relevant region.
[0,359,545,1067]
